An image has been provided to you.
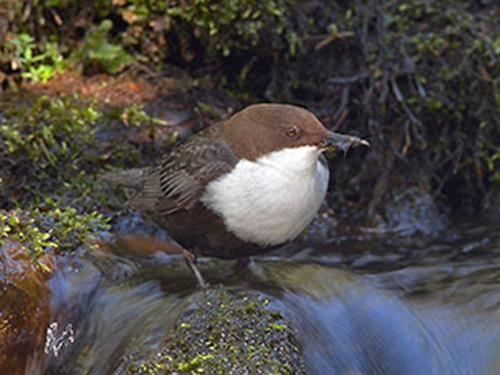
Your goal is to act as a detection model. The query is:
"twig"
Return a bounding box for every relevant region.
[329,72,370,85]
[390,76,422,127]
[332,85,350,125]
[401,120,411,156]
[333,109,349,132]
[314,31,355,51]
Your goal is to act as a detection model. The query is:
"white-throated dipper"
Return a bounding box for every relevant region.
[106,103,368,285]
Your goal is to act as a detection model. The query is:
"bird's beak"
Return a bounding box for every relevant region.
[323,131,370,153]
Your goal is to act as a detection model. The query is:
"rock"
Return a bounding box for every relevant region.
[0,240,54,375]
[366,188,447,236]
[118,288,305,374]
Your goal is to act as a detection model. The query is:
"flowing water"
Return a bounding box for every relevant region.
[43,218,500,374]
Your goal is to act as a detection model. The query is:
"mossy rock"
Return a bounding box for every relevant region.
[121,288,305,374]
[0,92,167,261]
[0,207,110,263]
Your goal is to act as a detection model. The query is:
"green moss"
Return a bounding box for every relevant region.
[0,93,144,209]
[69,20,134,74]
[1,0,299,82]
[0,206,109,263]
[484,148,500,186]
[268,322,288,331]
[0,91,150,264]
[177,354,215,372]
[166,0,298,58]
[0,95,95,205]
[120,103,177,146]
[123,290,305,374]
[0,95,99,162]
[5,33,66,82]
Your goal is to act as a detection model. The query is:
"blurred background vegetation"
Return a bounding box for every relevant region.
[0,0,498,231]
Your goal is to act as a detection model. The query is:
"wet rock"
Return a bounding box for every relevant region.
[0,240,54,374]
[118,288,305,374]
[366,188,447,237]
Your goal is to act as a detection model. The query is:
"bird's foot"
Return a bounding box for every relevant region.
[182,249,207,288]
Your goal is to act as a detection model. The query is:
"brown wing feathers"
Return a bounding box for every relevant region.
[128,137,237,215]
[157,169,203,214]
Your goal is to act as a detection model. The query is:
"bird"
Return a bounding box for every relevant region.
[104,103,368,286]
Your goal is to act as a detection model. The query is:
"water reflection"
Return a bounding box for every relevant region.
[45,221,500,374]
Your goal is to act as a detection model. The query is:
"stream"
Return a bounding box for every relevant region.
[41,217,500,374]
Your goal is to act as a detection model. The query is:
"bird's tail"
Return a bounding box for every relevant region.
[99,168,147,190]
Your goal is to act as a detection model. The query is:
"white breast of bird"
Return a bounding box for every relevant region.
[202,145,329,247]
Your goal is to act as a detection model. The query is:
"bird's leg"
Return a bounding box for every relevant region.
[236,257,251,268]
[182,249,207,288]
[233,257,252,272]
[231,257,253,278]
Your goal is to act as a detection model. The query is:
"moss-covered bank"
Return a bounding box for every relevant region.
[0,81,194,247]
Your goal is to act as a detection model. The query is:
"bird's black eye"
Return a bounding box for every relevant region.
[285,126,299,138]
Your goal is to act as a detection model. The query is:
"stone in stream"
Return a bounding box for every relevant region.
[117,288,306,374]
